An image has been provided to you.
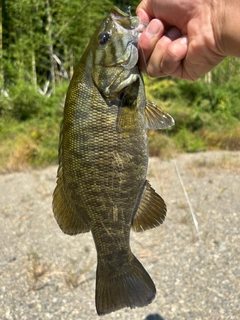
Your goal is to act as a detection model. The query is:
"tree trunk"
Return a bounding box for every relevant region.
[46,0,55,94]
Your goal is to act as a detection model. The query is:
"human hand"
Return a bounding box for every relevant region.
[137,0,240,80]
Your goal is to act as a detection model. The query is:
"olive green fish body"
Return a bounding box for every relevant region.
[53,7,174,316]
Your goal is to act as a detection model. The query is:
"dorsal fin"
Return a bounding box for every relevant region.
[145,99,175,130]
[132,181,167,232]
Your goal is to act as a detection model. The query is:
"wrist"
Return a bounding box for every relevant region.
[213,0,240,57]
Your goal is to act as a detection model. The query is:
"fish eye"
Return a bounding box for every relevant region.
[99,32,111,45]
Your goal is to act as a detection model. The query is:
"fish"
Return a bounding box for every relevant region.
[52,6,174,316]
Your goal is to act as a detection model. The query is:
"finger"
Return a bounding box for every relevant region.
[161,36,188,77]
[136,1,155,21]
[145,36,171,77]
[138,19,164,72]
[136,7,151,23]
[145,27,183,77]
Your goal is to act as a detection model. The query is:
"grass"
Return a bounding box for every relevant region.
[26,249,93,292]
[64,258,93,289]
[144,75,240,155]
[27,251,50,291]
[0,116,61,173]
[0,81,66,173]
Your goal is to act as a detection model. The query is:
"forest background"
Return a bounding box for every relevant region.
[1,0,240,173]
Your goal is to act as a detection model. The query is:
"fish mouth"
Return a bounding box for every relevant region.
[106,8,147,69]
[110,7,147,35]
[110,9,147,40]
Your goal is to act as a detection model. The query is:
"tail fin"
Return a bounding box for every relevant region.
[95,253,156,315]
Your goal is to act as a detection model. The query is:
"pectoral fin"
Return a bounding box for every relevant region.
[132,181,166,232]
[145,100,175,129]
[52,166,91,235]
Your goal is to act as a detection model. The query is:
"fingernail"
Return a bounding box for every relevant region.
[146,20,161,38]
[180,36,188,45]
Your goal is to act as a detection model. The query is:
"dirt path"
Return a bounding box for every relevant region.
[0,151,239,320]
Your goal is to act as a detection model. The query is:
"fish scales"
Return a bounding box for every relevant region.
[53,6,174,316]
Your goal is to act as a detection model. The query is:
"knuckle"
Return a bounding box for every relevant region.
[146,65,160,77]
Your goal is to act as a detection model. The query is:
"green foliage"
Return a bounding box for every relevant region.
[143,60,240,153]
[0,116,61,172]
[1,0,138,92]
[4,83,46,121]
[211,56,240,84]
[145,73,240,124]
[0,82,68,172]
[173,127,206,152]
[1,80,67,121]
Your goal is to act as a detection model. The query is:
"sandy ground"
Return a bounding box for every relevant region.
[0,151,239,320]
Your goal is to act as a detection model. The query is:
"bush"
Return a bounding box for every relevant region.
[0,81,68,172]
[6,82,47,120]
[1,80,68,121]
[144,70,240,153]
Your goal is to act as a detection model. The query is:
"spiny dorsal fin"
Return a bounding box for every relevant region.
[52,166,91,235]
[145,99,175,130]
[132,180,166,232]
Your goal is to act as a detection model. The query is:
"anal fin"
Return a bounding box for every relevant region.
[132,180,166,232]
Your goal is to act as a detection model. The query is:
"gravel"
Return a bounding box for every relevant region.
[0,151,239,320]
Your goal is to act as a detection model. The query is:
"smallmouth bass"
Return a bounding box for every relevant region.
[53,6,174,316]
